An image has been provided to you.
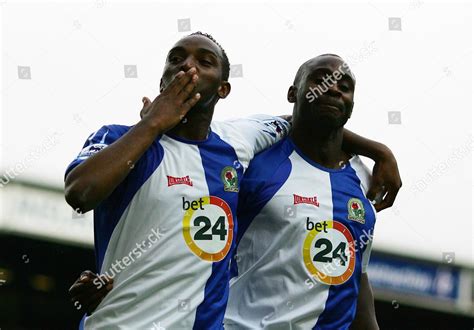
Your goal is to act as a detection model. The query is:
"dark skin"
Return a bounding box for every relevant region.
[69,271,113,316]
[350,273,379,330]
[161,38,231,140]
[289,56,401,210]
[289,54,379,329]
[66,38,399,316]
[65,35,400,214]
[65,35,230,213]
[289,55,357,169]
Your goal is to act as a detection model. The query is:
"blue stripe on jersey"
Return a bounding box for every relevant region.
[65,125,165,271]
[230,138,294,279]
[79,314,85,330]
[193,132,244,329]
[94,140,164,271]
[65,125,127,179]
[313,164,370,330]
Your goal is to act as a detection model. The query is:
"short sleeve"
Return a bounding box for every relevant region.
[64,125,130,180]
[227,114,291,156]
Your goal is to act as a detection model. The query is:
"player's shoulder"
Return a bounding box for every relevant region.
[209,117,249,141]
[348,155,373,194]
[211,114,288,139]
[84,124,135,146]
[94,124,132,138]
[348,155,372,176]
[244,137,295,182]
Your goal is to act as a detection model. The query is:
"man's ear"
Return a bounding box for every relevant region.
[217,81,231,99]
[287,86,297,103]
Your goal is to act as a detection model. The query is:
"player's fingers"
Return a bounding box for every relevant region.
[140,97,151,119]
[181,93,201,114]
[71,285,109,307]
[177,74,198,100]
[69,272,106,295]
[70,279,112,310]
[105,281,114,291]
[80,290,108,315]
[366,181,383,203]
[375,190,396,212]
[69,275,94,294]
[160,71,186,95]
[142,96,152,108]
[71,278,112,299]
[95,275,114,290]
[79,270,97,281]
[379,185,400,211]
[69,280,101,297]
[168,68,195,95]
[96,274,113,287]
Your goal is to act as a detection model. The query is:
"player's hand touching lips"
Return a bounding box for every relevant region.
[65,67,200,213]
[140,67,201,132]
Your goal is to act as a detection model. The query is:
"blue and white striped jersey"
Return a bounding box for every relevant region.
[65,115,290,329]
[225,137,376,329]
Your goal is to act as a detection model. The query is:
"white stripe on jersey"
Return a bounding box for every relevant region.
[86,136,212,328]
[225,152,334,328]
[349,156,376,273]
[64,115,292,329]
[224,138,376,329]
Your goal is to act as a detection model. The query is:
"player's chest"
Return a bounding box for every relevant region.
[264,169,375,243]
[133,142,243,262]
[261,171,375,285]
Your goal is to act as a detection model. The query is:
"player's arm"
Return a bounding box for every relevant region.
[69,271,113,315]
[341,129,402,212]
[274,117,401,211]
[65,68,200,213]
[234,115,292,158]
[350,273,379,330]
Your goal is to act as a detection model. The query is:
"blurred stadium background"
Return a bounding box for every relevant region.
[1,1,472,329]
[0,181,472,328]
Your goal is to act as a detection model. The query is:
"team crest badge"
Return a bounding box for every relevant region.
[221,166,239,192]
[348,198,365,224]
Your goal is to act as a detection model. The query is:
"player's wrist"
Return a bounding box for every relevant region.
[374,143,394,162]
[138,116,167,136]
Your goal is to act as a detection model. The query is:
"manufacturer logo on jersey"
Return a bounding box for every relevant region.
[293,194,320,207]
[221,166,239,192]
[348,198,365,224]
[264,119,287,138]
[77,143,107,159]
[167,175,193,187]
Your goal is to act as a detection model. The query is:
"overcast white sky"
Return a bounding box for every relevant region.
[1,0,472,266]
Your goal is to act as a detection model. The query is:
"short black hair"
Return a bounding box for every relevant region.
[189,31,230,81]
[293,54,354,85]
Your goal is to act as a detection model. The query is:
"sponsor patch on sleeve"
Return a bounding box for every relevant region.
[77,143,108,160]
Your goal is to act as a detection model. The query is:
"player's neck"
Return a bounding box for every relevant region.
[167,105,214,141]
[290,122,349,169]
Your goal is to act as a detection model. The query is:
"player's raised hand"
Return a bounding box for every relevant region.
[69,270,114,316]
[141,67,201,132]
[140,96,152,119]
[366,149,402,212]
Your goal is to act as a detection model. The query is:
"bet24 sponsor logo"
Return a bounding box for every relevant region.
[182,196,234,262]
[182,197,227,241]
[306,217,328,233]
